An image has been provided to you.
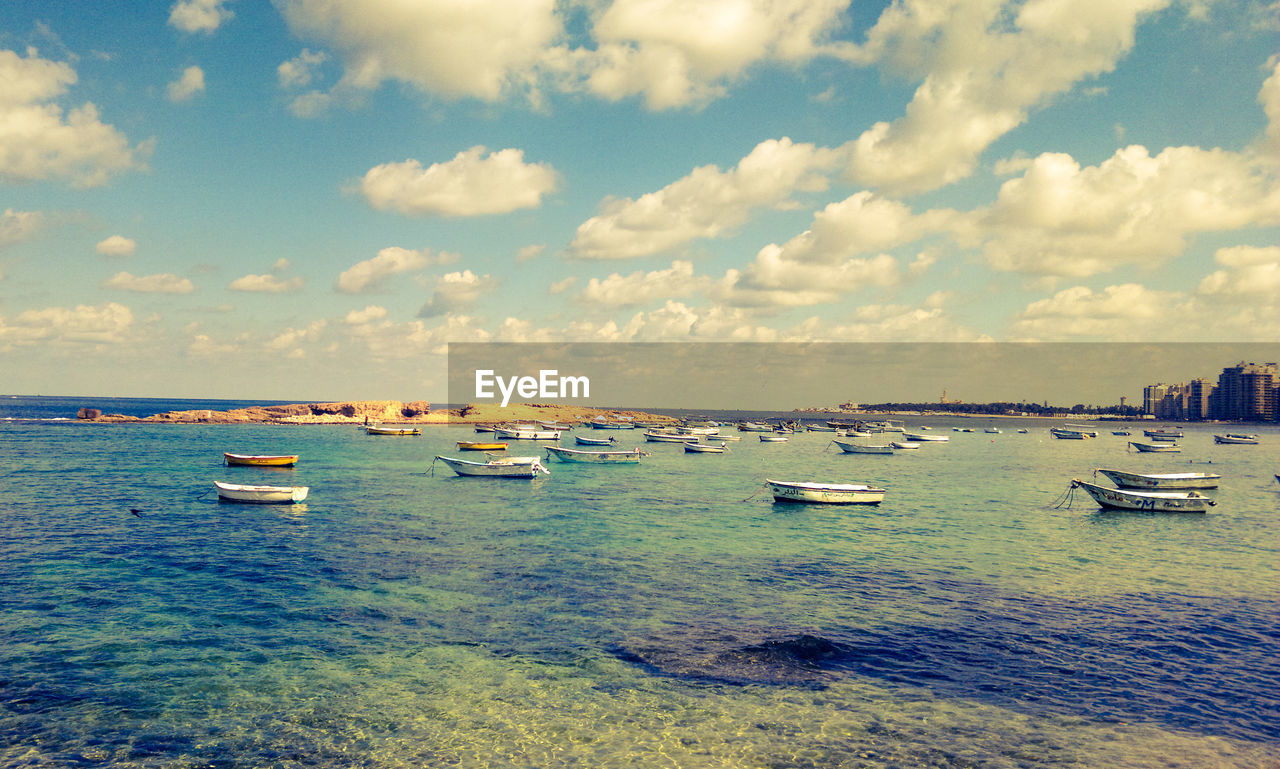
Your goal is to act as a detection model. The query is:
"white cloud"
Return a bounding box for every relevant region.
[578,260,711,307]
[267,319,327,353]
[278,49,328,89]
[843,0,1170,194]
[229,273,304,293]
[1,209,44,248]
[344,305,388,324]
[417,270,497,316]
[1197,245,1280,296]
[103,271,195,294]
[516,244,545,262]
[548,276,578,294]
[570,138,841,259]
[713,246,901,308]
[359,146,557,217]
[167,66,206,102]
[169,0,234,33]
[0,302,134,346]
[0,47,150,187]
[1260,57,1280,156]
[763,190,952,265]
[1010,283,1188,338]
[969,145,1280,276]
[95,235,136,256]
[786,304,984,341]
[336,246,457,293]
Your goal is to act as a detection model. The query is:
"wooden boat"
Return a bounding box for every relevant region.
[903,432,948,442]
[214,481,308,504]
[435,455,549,477]
[759,435,788,442]
[832,439,892,454]
[366,425,421,435]
[1112,430,1132,436]
[1214,433,1259,444]
[457,441,507,451]
[587,419,635,430]
[223,453,298,467]
[538,421,575,431]
[890,441,920,450]
[1144,429,1183,438]
[493,425,560,440]
[738,422,774,432]
[473,424,499,433]
[1050,428,1090,440]
[1129,441,1180,453]
[805,424,838,432]
[1065,424,1100,437]
[545,446,645,464]
[645,430,697,442]
[984,427,1001,434]
[1148,434,1178,442]
[765,479,886,505]
[1095,468,1221,490]
[684,441,727,453]
[576,435,617,446]
[1017,429,1029,433]
[677,426,721,436]
[1070,478,1214,513]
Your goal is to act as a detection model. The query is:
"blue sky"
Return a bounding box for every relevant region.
[2,0,1278,402]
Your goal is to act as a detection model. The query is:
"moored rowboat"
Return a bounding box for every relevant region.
[1070,478,1214,513]
[214,481,309,504]
[759,435,788,442]
[684,441,727,453]
[545,446,646,464]
[435,455,550,477]
[223,453,298,467]
[1129,441,1180,453]
[457,441,507,451]
[576,435,617,446]
[765,479,886,505]
[1095,468,1221,489]
[831,439,893,454]
[366,425,421,435]
[1214,433,1259,444]
[903,432,948,442]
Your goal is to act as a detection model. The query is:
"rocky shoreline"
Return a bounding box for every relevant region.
[76,400,677,426]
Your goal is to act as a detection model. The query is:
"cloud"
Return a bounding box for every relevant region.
[267,319,327,353]
[570,137,841,259]
[0,47,151,187]
[229,273,304,293]
[169,0,234,33]
[1261,57,1280,156]
[103,272,195,294]
[969,145,1280,276]
[713,246,901,308]
[359,146,557,217]
[1,209,44,248]
[516,244,545,262]
[786,303,985,341]
[548,276,577,294]
[278,49,328,89]
[335,246,457,293]
[0,301,134,346]
[1010,283,1188,338]
[344,305,388,325]
[417,270,497,316]
[842,0,1170,194]
[277,0,562,102]
[167,66,206,102]
[95,235,136,256]
[1197,245,1280,296]
[762,191,952,265]
[577,260,712,307]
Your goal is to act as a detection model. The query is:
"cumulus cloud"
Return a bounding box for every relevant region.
[417,270,497,316]
[267,319,327,353]
[335,246,458,293]
[713,247,901,308]
[762,191,953,265]
[278,49,328,89]
[968,145,1280,276]
[842,0,1169,194]
[0,301,134,347]
[516,244,545,262]
[344,305,388,324]
[229,273,304,293]
[1010,283,1188,338]
[0,47,150,187]
[786,304,984,341]
[578,260,712,307]
[359,147,557,217]
[95,235,136,256]
[570,138,842,259]
[167,66,206,102]
[103,272,195,294]
[169,0,234,33]
[1197,245,1280,296]
[1,209,44,248]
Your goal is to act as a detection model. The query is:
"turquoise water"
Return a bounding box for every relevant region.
[2,417,1278,767]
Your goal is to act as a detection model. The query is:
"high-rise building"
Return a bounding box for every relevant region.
[1143,383,1169,416]
[1209,362,1278,421]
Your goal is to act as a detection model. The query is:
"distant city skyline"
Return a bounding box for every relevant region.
[2,2,1278,400]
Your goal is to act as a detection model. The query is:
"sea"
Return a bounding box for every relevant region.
[1,396,1278,768]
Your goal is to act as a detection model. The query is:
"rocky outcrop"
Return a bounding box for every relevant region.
[82,400,435,424]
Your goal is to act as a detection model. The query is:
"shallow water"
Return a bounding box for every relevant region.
[2,415,1278,767]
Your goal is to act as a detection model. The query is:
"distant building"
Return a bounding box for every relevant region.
[1145,362,1279,422]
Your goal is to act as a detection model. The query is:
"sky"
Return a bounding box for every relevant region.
[1,0,1278,404]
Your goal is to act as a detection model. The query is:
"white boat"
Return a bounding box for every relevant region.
[1070,478,1214,513]
[587,418,635,430]
[759,435,789,442]
[1214,433,1259,444]
[738,422,774,432]
[1129,441,1180,453]
[765,479,886,505]
[214,481,309,504]
[1094,468,1221,490]
[366,425,421,435]
[544,446,645,464]
[831,439,893,454]
[645,430,698,443]
[1017,429,1029,433]
[805,424,838,432]
[537,421,575,431]
[1144,429,1183,438]
[984,427,1001,434]
[576,435,617,446]
[494,425,560,440]
[903,432,948,442]
[1112,430,1132,436]
[890,441,920,450]
[684,441,727,453]
[435,455,550,477]
[1148,434,1178,442]
[677,426,721,436]
[1050,428,1090,440]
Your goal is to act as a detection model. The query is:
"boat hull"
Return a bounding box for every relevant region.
[545,446,644,463]
[457,442,507,451]
[575,436,616,446]
[223,453,298,467]
[214,481,308,503]
[765,480,885,505]
[683,443,726,453]
[1096,469,1221,489]
[436,456,549,477]
[903,433,948,442]
[832,439,893,454]
[366,426,421,435]
[493,427,560,440]
[1071,479,1213,513]
[1214,434,1259,444]
[1129,441,1180,453]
